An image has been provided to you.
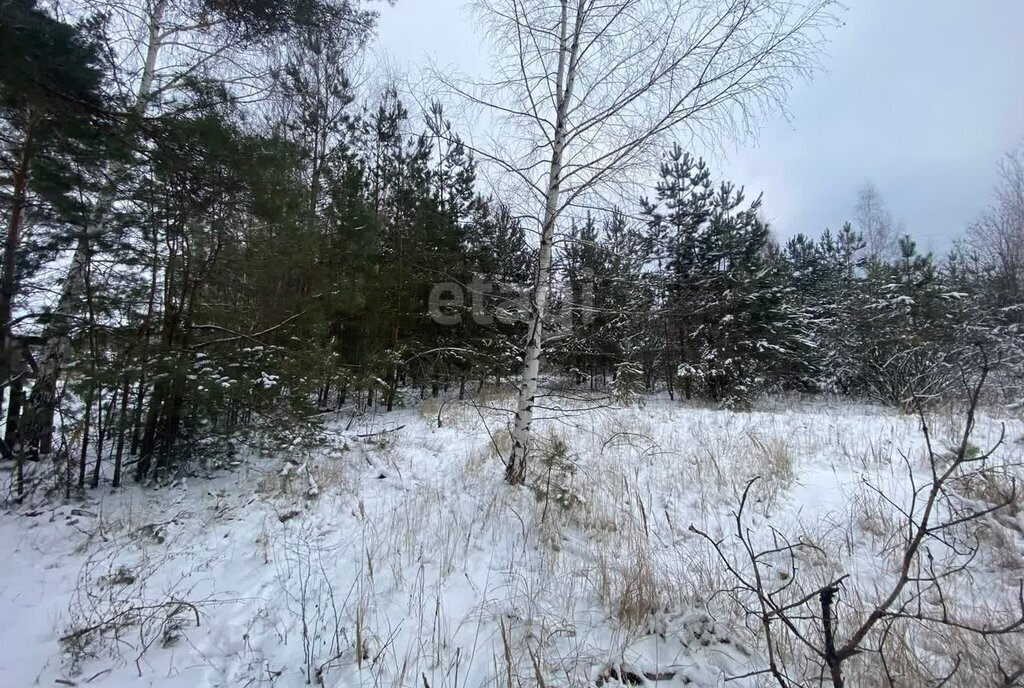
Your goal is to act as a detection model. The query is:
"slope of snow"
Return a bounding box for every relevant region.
[1,395,1021,687]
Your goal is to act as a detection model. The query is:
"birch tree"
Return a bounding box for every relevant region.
[854,180,898,262]
[448,0,839,484]
[966,146,1024,322]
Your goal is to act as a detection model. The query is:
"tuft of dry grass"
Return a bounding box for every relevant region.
[744,432,795,512]
[615,533,660,630]
[748,433,793,481]
[417,396,443,421]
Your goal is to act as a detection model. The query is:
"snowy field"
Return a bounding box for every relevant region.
[2,394,1022,687]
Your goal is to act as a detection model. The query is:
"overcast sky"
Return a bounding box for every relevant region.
[373,0,1024,253]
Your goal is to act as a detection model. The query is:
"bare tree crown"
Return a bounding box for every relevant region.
[458,0,839,217]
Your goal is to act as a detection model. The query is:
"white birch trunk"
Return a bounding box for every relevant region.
[506,0,582,484]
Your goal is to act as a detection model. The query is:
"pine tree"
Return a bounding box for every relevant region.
[853,235,966,408]
[1,0,124,476]
[643,145,798,405]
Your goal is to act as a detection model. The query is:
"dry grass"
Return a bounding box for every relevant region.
[950,465,1024,570]
[614,534,660,630]
[746,431,795,511]
[417,396,444,421]
[848,481,903,554]
[50,393,1024,687]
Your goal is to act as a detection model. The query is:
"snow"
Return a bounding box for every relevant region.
[1,396,1021,687]
[257,373,280,389]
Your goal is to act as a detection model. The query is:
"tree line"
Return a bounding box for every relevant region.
[1,0,1021,496]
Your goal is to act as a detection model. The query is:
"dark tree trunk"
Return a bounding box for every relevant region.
[79,391,93,490]
[156,376,186,477]
[386,367,398,412]
[137,382,167,482]
[1,123,34,426]
[820,586,845,688]
[91,388,117,488]
[112,378,130,488]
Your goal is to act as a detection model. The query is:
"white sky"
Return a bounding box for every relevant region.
[373,0,1024,252]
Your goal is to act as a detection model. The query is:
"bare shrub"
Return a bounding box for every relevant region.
[692,351,1024,687]
[62,544,212,676]
[862,345,961,412]
[274,523,353,685]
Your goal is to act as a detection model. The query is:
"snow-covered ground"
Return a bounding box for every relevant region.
[1,394,1022,687]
